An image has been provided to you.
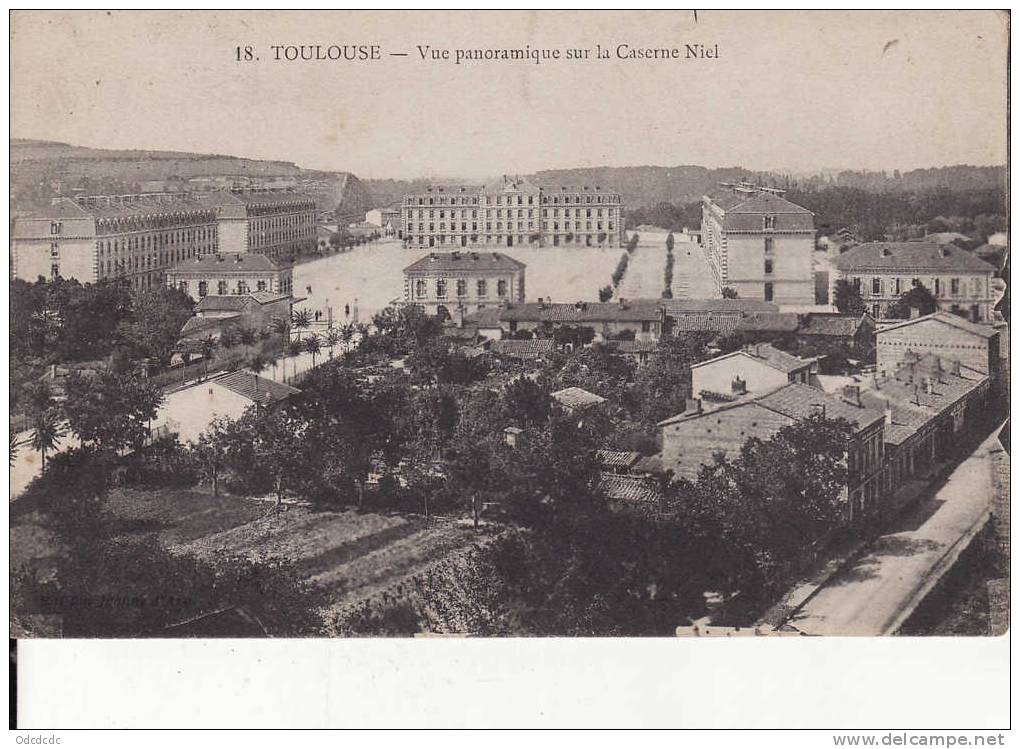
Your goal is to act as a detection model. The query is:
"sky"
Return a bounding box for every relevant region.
[10,10,1009,180]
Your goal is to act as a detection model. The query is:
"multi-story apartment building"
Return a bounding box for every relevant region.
[165,252,294,299]
[402,176,624,250]
[403,251,526,316]
[200,188,317,261]
[701,184,816,305]
[832,241,997,322]
[11,194,219,290]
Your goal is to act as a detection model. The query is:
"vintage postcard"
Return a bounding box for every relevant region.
[9,9,1009,653]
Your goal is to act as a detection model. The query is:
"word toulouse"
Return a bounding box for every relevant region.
[271,44,381,61]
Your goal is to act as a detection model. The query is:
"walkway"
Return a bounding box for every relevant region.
[670,237,718,299]
[788,429,1002,636]
[615,231,669,300]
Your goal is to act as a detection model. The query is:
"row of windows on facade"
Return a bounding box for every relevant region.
[249,230,314,247]
[94,245,204,276]
[91,228,216,254]
[413,278,509,298]
[405,193,621,207]
[177,278,292,296]
[245,203,316,217]
[853,276,986,298]
[407,220,615,233]
[408,234,612,246]
[404,207,616,220]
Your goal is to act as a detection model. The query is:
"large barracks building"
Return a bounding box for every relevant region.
[401,175,625,250]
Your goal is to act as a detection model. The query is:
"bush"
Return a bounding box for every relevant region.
[598,285,614,303]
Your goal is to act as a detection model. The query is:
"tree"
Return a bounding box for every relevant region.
[192,417,236,497]
[832,279,866,315]
[324,328,341,359]
[116,286,194,365]
[598,285,613,303]
[886,281,939,319]
[291,309,312,339]
[721,286,739,299]
[63,371,163,453]
[29,408,65,472]
[666,232,675,252]
[339,322,356,353]
[303,334,322,368]
[10,431,22,468]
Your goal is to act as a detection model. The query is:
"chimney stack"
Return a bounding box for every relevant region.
[842,384,861,407]
[731,376,747,395]
[909,306,921,319]
[685,397,703,414]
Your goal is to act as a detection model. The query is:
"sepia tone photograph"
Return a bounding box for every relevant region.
[8,9,1010,651]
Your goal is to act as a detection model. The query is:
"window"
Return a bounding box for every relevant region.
[497,279,507,297]
[950,278,960,295]
[198,281,208,297]
[764,258,773,275]
[641,320,651,333]
[436,279,447,298]
[50,222,62,235]
[457,279,467,297]
[179,281,189,294]
[764,215,776,230]
[415,279,427,298]
[872,303,881,318]
[894,277,902,295]
[50,263,59,279]
[257,280,267,291]
[49,242,59,258]
[477,279,487,297]
[872,277,881,295]
[218,281,228,295]
[933,278,940,296]
[764,282,774,302]
[764,237,774,254]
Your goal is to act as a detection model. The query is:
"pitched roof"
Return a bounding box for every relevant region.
[498,300,662,323]
[34,194,213,220]
[596,450,641,470]
[461,307,503,328]
[745,343,817,373]
[597,473,663,504]
[833,242,996,273]
[861,363,988,445]
[722,191,813,216]
[551,386,606,409]
[170,252,286,272]
[607,339,659,354]
[663,298,780,314]
[403,251,526,274]
[196,295,254,312]
[248,291,291,305]
[734,312,801,333]
[212,370,300,406]
[669,312,743,336]
[180,315,239,336]
[876,311,998,339]
[798,314,869,337]
[489,338,555,358]
[756,383,885,432]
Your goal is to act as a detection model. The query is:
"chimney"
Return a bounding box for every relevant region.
[884,403,894,426]
[881,246,893,257]
[842,384,861,407]
[925,379,934,395]
[538,297,546,309]
[912,384,921,405]
[731,376,747,395]
[909,306,921,319]
[618,297,627,309]
[940,246,950,258]
[685,397,702,414]
[948,359,961,376]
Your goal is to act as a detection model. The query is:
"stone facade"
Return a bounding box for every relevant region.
[876,312,1000,379]
[200,189,317,261]
[166,252,294,299]
[403,251,526,316]
[833,241,996,322]
[402,176,624,250]
[701,186,816,305]
[11,194,218,290]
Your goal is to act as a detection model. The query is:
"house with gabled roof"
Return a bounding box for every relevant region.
[876,311,1001,386]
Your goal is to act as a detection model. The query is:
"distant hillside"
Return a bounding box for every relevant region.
[9,139,367,218]
[526,166,760,208]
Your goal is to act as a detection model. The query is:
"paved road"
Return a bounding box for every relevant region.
[670,238,718,299]
[789,430,1001,636]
